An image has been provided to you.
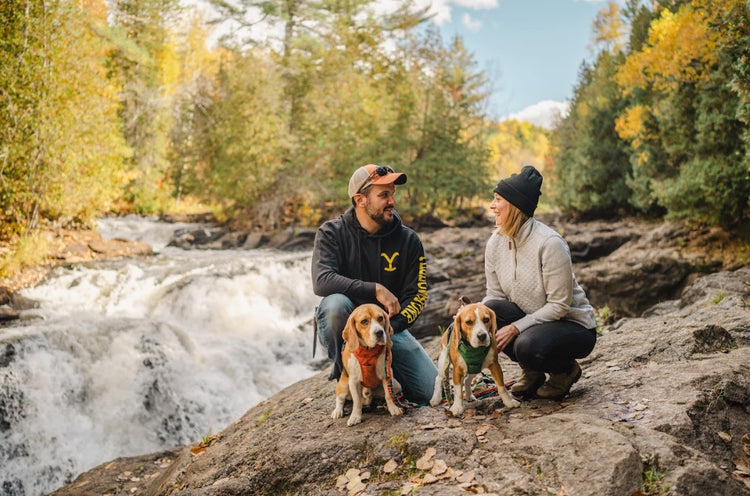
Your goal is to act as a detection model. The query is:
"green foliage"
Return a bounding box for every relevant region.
[551,52,633,217]
[0,0,129,238]
[554,0,750,229]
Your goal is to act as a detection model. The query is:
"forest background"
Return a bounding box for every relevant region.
[1,0,749,276]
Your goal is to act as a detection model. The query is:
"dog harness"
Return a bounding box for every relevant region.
[353,345,385,389]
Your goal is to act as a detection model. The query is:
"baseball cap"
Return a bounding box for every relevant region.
[347,164,407,198]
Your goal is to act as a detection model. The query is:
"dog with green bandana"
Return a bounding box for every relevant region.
[430,302,521,416]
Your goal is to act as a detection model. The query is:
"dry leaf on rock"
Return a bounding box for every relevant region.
[345,468,361,480]
[416,457,434,471]
[336,474,349,490]
[383,459,399,474]
[431,459,448,476]
[742,433,750,456]
[456,469,475,483]
[416,448,437,470]
[475,424,491,437]
[423,473,438,484]
[347,480,366,495]
[718,431,732,443]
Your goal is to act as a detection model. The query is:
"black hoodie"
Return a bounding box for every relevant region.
[311,207,427,332]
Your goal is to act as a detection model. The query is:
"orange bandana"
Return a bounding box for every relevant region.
[353,345,385,389]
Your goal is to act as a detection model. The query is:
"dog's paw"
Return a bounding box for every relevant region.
[347,413,363,426]
[465,393,477,403]
[332,407,344,419]
[429,389,443,407]
[388,405,404,416]
[450,402,465,416]
[362,389,373,407]
[504,397,521,409]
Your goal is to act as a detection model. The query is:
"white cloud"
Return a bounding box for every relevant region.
[461,13,483,31]
[503,100,570,130]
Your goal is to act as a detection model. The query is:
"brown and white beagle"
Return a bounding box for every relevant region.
[332,303,404,426]
[430,302,520,416]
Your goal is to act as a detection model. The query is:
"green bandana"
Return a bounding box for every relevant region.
[457,340,490,374]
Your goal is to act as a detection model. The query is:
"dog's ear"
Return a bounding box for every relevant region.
[383,311,394,348]
[343,312,360,352]
[450,311,462,356]
[484,306,499,349]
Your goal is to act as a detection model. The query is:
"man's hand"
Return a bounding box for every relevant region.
[375,283,401,317]
[495,323,520,351]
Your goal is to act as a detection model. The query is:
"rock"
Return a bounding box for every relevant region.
[50,266,750,496]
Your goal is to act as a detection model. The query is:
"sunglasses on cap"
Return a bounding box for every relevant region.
[370,165,394,178]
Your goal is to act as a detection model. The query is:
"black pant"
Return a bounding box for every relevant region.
[484,299,596,374]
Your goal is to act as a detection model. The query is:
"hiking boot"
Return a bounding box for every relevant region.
[536,361,582,400]
[510,368,545,396]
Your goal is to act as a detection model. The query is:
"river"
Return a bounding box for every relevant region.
[0,217,322,496]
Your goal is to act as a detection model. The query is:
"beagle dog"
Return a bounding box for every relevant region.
[430,302,520,416]
[332,303,404,426]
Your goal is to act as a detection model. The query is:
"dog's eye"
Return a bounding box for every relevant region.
[377,315,384,323]
[483,317,491,324]
[465,319,474,326]
[360,318,369,326]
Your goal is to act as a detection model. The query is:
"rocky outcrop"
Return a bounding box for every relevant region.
[50,266,750,496]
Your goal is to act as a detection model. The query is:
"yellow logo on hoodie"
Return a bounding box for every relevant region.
[381,252,399,272]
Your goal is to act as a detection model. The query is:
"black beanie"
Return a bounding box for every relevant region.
[493,165,543,217]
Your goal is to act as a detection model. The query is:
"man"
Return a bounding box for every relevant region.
[312,164,438,404]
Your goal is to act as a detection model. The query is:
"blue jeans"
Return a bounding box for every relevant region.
[315,294,438,405]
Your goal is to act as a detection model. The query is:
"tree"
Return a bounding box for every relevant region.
[108,0,181,213]
[0,0,129,238]
[615,0,750,226]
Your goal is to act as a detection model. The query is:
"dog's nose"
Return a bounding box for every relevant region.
[478,331,489,343]
[375,328,385,340]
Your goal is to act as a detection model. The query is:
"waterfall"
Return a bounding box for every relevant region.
[0,217,323,496]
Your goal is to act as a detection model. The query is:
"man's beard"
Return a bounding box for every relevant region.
[366,204,395,228]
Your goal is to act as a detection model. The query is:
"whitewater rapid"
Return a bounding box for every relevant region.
[0,217,322,495]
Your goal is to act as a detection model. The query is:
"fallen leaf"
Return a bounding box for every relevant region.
[456,469,475,483]
[416,457,434,471]
[718,431,732,443]
[345,468,361,481]
[431,459,448,476]
[742,433,750,456]
[347,480,366,495]
[475,424,491,436]
[383,459,399,474]
[335,475,348,490]
[423,473,438,484]
[189,446,205,455]
[416,448,436,470]
[401,482,415,495]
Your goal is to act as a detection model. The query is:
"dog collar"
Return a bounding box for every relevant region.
[458,340,490,374]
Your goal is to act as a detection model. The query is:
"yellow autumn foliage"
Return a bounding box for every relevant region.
[616,4,719,96]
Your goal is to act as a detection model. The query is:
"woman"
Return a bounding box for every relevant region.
[482,165,597,400]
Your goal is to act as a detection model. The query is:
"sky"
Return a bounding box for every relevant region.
[423,0,616,128]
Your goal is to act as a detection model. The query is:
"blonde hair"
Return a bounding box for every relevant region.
[495,202,529,239]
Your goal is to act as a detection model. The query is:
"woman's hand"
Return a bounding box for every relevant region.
[495,324,520,351]
[375,283,401,317]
